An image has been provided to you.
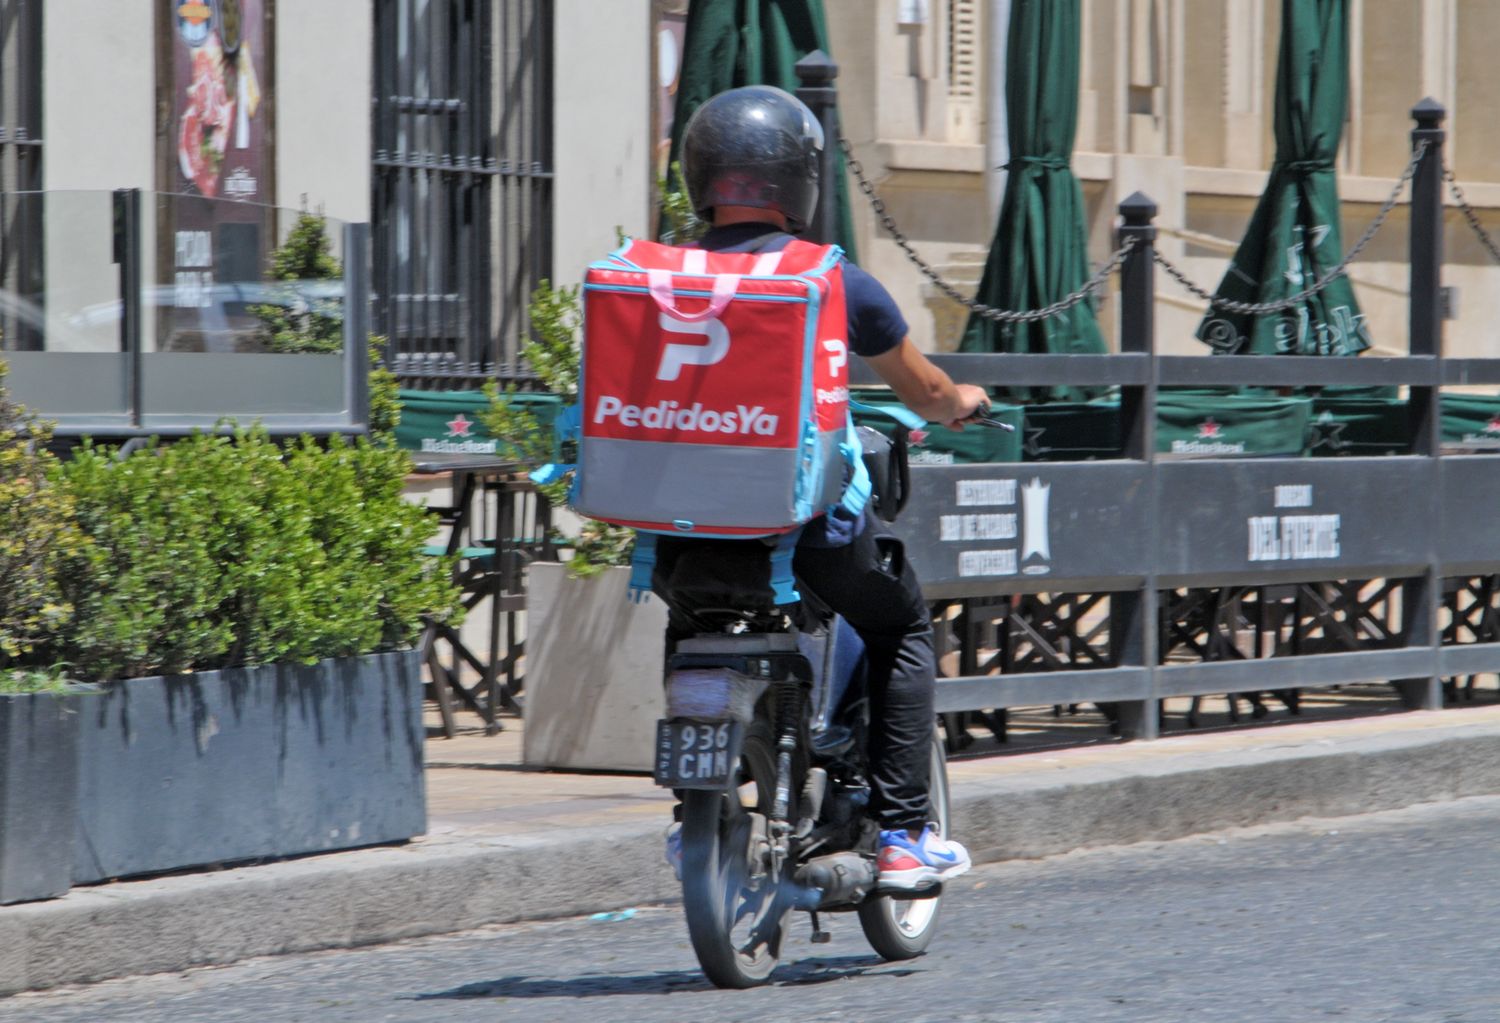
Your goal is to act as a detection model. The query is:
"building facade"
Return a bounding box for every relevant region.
[7,2,1498,376]
[828,0,1500,360]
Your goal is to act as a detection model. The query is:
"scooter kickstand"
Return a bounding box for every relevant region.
[809,911,832,944]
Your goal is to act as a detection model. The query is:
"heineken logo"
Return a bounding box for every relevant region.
[1171,416,1246,455]
[419,411,498,455]
[1486,414,1500,435]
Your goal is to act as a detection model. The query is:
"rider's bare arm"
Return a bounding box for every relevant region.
[865,338,990,429]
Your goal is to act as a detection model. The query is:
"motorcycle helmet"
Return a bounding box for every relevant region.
[680,85,823,233]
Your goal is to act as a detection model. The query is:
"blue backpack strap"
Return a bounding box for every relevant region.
[768,527,803,606]
[627,531,657,604]
[837,415,872,518]
[849,397,926,431]
[839,399,927,516]
[529,403,583,487]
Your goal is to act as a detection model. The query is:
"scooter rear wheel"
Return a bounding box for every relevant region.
[857,731,950,960]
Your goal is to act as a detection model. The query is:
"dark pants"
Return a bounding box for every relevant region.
[655,519,936,831]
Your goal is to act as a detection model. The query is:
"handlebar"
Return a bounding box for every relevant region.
[960,403,1016,432]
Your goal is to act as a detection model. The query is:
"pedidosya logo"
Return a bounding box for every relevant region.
[593,398,779,436]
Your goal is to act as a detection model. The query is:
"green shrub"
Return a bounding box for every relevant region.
[481,280,636,578]
[0,360,80,665]
[57,428,460,682]
[368,335,402,445]
[252,210,345,355]
[0,666,73,695]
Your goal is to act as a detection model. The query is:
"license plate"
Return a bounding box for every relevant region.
[653,719,743,789]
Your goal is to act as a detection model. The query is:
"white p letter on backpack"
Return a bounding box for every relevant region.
[656,314,731,381]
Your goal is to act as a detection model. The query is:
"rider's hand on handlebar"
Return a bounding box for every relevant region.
[942,384,993,431]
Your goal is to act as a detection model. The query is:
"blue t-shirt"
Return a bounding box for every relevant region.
[696,225,909,357]
[697,225,907,546]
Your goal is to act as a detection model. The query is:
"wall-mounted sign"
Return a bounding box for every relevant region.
[943,476,1053,578]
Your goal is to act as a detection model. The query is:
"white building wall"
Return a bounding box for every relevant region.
[40,3,158,351]
[276,1,372,226]
[551,0,653,287]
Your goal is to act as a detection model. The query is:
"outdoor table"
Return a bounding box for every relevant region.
[409,453,555,737]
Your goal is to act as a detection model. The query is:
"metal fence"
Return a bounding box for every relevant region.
[373,0,554,390]
[837,100,1500,739]
[0,0,43,351]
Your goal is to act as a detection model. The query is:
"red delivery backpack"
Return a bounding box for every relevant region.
[577,236,854,535]
[534,236,879,604]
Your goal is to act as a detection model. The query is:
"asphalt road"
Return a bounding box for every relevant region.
[7,795,1500,1023]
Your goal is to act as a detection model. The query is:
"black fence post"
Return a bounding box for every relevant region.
[344,222,372,431]
[1408,98,1446,456]
[111,187,142,428]
[795,50,839,247]
[1113,192,1160,740]
[1397,98,1447,712]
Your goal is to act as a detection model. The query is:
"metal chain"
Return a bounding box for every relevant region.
[1152,140,1430,316]
[1444,165,1500,266]
[840,138,1134,324]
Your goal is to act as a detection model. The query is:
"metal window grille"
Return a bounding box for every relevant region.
[373,0,554,390]
[0,0,44,351]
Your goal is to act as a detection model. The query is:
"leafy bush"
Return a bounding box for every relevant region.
[0,666,73,695]
[252,210,345,355]
[368,335,402,444]
[481,281,637,578]
[480,169,711,578]
[56,429,460,682]
[0,360,80,666]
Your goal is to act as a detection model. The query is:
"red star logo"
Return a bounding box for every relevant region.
[1485,414,1500,435]
[1197,418,1222,439]
[908,428,929,446]
[446,413,474,438]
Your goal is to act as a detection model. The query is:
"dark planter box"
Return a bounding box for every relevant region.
[0,691,80,904]
[73,650,425,885]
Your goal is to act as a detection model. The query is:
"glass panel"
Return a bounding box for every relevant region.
[1,190,120,354]
[146,192,348,355]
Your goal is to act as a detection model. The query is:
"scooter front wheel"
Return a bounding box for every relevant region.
[857,731,950,960]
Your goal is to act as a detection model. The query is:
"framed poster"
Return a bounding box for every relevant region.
[155,0,276,354]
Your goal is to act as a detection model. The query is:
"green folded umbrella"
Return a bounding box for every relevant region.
[959,0,1106,403]
[664,0,856,256]
[1195,0,1370,357]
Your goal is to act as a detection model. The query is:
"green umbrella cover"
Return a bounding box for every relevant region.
[664,0,856,256]
[959,0,1105,403]
[1195,0,1369,356]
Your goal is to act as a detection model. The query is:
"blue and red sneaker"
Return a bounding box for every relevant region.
[876,824,971,891]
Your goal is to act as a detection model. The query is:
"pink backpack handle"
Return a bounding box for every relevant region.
[646,269,739,322]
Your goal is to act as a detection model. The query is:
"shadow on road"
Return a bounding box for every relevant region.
[412,955,919,1000]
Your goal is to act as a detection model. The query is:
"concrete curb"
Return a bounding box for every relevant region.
[6,711,1500,995]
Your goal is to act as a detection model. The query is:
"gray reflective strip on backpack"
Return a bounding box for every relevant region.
[576,432,846,533]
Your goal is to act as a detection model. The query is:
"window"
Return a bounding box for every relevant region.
[373,0,554,388]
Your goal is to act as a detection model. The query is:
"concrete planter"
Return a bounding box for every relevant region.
[0,691,81,904]
[73,650,425,885]
[522,562,666,771]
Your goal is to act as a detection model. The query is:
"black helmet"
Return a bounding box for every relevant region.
[680,85,824,233]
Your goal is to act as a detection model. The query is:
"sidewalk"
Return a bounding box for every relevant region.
[7,698,1500,996]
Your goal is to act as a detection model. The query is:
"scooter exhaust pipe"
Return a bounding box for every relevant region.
[792,851,878,910]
